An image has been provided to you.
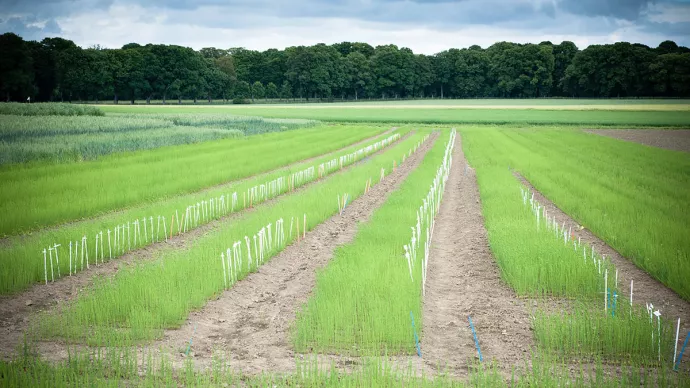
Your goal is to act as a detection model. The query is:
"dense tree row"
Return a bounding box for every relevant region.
[1,32,689,103]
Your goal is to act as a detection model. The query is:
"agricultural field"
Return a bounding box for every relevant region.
[0,101,689,387]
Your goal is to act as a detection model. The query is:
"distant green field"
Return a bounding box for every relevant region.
[100,104,690,127]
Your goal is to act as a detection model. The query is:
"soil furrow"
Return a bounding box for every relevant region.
[515,173,690,359]
[0,128,406,361]
[421,134,534,378]
[584,129,690,152]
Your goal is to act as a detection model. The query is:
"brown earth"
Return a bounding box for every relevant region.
[420,134,534,378]
[0,128,406,361]
[515,173,690,371]
[585,129,690,152]
[33,132,439,373]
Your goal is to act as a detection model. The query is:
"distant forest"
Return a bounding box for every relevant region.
[1,32,689,103]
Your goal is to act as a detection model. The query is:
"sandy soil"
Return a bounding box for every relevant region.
[33,133,438,373]
[420,135,534,378]
[0,128,405,361]
[515,173,690,370]
[585,129,690,152]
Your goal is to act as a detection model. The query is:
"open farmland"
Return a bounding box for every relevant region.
[0,101,689,387]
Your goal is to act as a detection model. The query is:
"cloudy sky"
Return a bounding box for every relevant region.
[1,0,689,54]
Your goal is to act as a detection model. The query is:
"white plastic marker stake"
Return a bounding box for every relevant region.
[615,269,618,290]
[95,233,99,265]
[99,231,104,263]
[114,226,118,255]
[127,221,131,251]
[675,318,681,367]
[43,249,48,285]
[149,216,154,243]
[80,237,85,270]
[156,216,161,242]
[221,253,227,290]
[107,230,112,259]
[84,235,89,270]
[69,241,73,276]
[252,235,257,270]
[143,217,148,243]
[53,244,61,278]
[630,280,634,307]
[176,210,181,234]
[303,214,306,239]
[604,269,608,313]
[655,310,662,361]
[48,247,54,282]
[162,216,168,242]
[244,236,252,273]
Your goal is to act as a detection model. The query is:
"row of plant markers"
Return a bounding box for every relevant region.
[520,186,688,369]
[217,133,431,289]
[404,129,456,296]
[40,133,402,285]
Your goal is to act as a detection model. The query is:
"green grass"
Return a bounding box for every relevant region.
[0,128,405,295]
[292,130,452,355]
[99,104,690,126]
[0,124,385,237]
[0,102,104,116]
[34,131,429,344]
[0,114,318,164]
[461,126,690,301]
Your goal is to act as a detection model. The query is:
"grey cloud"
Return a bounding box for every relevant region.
[557,0,654,20]
[0,16,62,40]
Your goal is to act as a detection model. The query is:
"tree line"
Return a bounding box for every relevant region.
[1,32,689,103]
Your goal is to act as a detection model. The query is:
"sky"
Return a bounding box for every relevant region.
[0,0,689,54]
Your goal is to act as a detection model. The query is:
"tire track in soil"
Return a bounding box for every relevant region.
[421,134,534,378]
[31,132,437,371]
[0,126,397,246]
[515,173,690,369]
[0,128,405,361]
[97,132,437,375]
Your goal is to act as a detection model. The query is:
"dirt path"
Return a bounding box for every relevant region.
[515,174,690,357]
[34,133,438,372]
[421,135,534,378]
[585,129,690,152]
[0,129,407,361]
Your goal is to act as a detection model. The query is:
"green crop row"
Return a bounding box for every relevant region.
[0,102,104,116]
[34,131,430,344]
[100,104,690,127]
[461,126,690,301]
[0,124,385,237]
[0,114,318,165]
[0,128,405,294]
[462,126,684,370]
[292,130,454,355]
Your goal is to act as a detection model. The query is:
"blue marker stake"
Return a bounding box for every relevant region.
[410,311,422,357]
[186,324,197,357]
[468,316,483,362]
[675,331,690,371]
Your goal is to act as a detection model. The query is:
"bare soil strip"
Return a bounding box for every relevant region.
[31,132,438,372]
[585,129,690,152]
[421,135,534,378]
[1,126,397,245]
[0,129,406,361]
[515,174,690,351]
